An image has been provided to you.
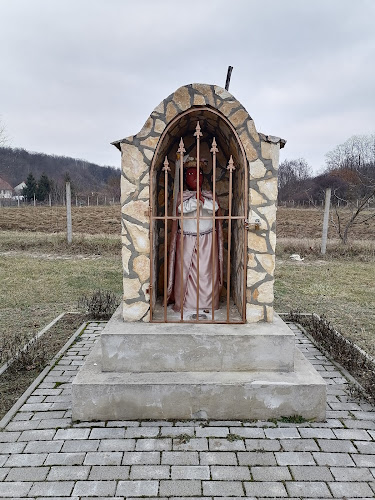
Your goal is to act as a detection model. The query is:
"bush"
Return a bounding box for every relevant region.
[78,289,120,320]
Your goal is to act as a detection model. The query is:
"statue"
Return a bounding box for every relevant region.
[167,156,224,315]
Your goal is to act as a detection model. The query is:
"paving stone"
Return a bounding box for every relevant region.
[0,482,33,497]
[352,454,375,466]
[289,465,334,481]
[265,427,300,439]
[130,464,170,479]
[123,451,161,465]
[5,453,47,467]
[116,480,159,497]
[162,451,199,465]
[54,428,90,440]
[0,432,21,442]
[228,427,265,438]
[329,481,374,498]
[286,481,332,498]
[245,438,281,451]
[350,411,375,420]
[84,451,123,466]
[37,418,71,429]
[140,420,173,427]
[275,451,315,466]
[0,442,26,454]
[29,481,74,497]
[237,452,276,466]
[203,480,244,496]
[89,465,130,480]
[281,438,319,452]
[355,440,375,454]
[5,421,40,431]
[333,428,371,440]
[208,438,245,451]
[210,465,250,480]
[0,467,9,481]
[317,438,357,453]
[136,438,171,451]
[47,465,90,480]
[173,438,208,451]
[98,438,136,452]
[24,440,63,453]
[344,419,375,429]
[106,420,140,427]
[244,481,288,497]
[196,427,229,437]
[299,428,336,439]
[251,465,292,481]
[90,427,125,439]
[72,480,117,497]
[200,451,237,465]
[330,466,373,481]
[19,402,53,412]
[61,439,100,452]
[45,452,85,466]
[126,427,160,438]
[171,465,209,479]
[312,451,355,466]
[5,466,49,481]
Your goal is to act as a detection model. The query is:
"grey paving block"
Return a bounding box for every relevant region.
[251,465,292,481]
[123,451,161,465]
[299,428,336,439]
[200,451,237,465]
[98,438,136,452]
[61,439,100,452]
[0,432,21,442]
[90,427,125,439]
[208,438,245,451]
[89,465,130,480]
[344,419,375,429]
[173,438,208,451]
[196,426,229,437]
[136,438,172,451]
[281,438,319,452]
[203,480,244,497]
[162,451,199,465]
[313,451,355,466]
[37,418,71,429]
[329,481,374,498]
[106,420,140,427]
[116,480,159,497]
[130,464,170,479]
[333,428,371,440]
[5,453,47,467]
[127,427,161,438]
[286,480,332,498]
[0,442,26,454]
[354,440,375,454]
[0,482,33,497]
[228,427,265,438]
[171,465,209,479]
[275,451,315,466]
[47,465,90,480]
[289,465,334,481]
[54,428,90,440]
[44,452,85,466]
[72,480,117,497]
[24,440,63,453]
[352,454,375,467]
[265,427,300,439]
[5,421,40,431]
[83,451,123,466]
[0,467,9,481]
[245,438,281,451]
[330,466,373,481]
[5,466,49,481]
[238,451,276,466]
[244,481,288,497]
[140,420,173,427]
[211,465,250,480]
[317,439,357,453]
[29,481,74,497]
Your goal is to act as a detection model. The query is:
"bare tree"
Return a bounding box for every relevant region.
[278,158,312,202]
[0,119,8,147]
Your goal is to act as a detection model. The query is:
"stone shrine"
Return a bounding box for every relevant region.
[72,83,326,421]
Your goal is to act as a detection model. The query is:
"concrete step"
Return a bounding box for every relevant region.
[72,342,326,421]
[100,311,295,373]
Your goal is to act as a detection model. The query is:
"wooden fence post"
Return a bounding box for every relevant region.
[66,182,72,244]
[321,188,331,255]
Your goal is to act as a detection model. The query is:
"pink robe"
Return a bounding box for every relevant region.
[167,190,224,313]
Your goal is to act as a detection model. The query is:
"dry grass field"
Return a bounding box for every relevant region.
[0,205,374,357]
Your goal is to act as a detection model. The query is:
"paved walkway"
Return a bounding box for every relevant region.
[1,322,375,499]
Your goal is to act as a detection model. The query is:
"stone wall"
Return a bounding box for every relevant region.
[115,83,285,323]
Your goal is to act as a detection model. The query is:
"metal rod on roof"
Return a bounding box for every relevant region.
[225,66,233,91]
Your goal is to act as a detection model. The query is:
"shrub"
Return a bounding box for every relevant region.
[78,289,120,320]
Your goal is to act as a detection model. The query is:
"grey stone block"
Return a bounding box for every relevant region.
[352,454,375,467]
[203,480,245,497]
[244,481,288,497]
[116,480,159,497]
[313,451,355,466]
[136,438,171,451]
[89,465,130,480]
[275,451,315,466]
[61,439,100,452]
[211,465,251,480]
[333,428,371,440]
[98,438,136,451]
[126,427,160,438]
[329,481,374,498]
[47,465,90,480]
[83,451,123,465]
[171,465,209,479]
[0,482,33,497]
[330,466,373,481]
[0,442,26,454]
[354,440,375,454]
[237,452,276,466]
[123,451,161,464]
[162,451,199,465]
[286,481,331,498]
[0,431,21,442]
[299,427,336,439]
[289,465,334,481]
[208,438,245,451]
[245,438,281,451]
[45,452,85,466]
[5,466,49,481]
[24,440,63,453]
[200,452,237,465]
[29,480,74,497]
[251,466,292,481]
[265,427,300,439]
[280,438,319,451]
[54,428,90,440]
[5,452,47,467]
[72,480,117,497]
[90,427,125,439]
[130,465,170,479]
[317,438,357,453]
[173,438,208,451]
[196,426,229,437]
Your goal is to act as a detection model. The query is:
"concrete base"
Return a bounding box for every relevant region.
[72,312,326,421]
[72,342,326,421]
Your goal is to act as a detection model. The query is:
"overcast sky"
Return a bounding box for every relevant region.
[1,0,374,173]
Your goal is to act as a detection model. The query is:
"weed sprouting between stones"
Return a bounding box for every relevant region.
[176,434,191,444]
[226,433,243,441]
[78,289,120,320]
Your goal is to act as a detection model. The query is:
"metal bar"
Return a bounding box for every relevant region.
[210,137,218,321]
[243,158,248,323]
[225,66,233,91]
[194,121,202,321]
[163,156,170,322]
[226,155,235,322]
[152,215,245,220]
[149,200,154,321]
[178,138,186,321]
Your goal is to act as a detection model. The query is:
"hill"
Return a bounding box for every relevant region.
[0,146,120,196]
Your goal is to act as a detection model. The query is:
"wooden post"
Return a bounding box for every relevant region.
[321,188,331,255]
[87,195,90,207]
[66,182,72,244]
[33,193,36,207]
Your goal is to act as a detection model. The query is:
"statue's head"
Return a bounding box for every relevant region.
[185,167,203,190]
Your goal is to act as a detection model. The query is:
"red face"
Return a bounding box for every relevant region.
[185,167,203,190]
